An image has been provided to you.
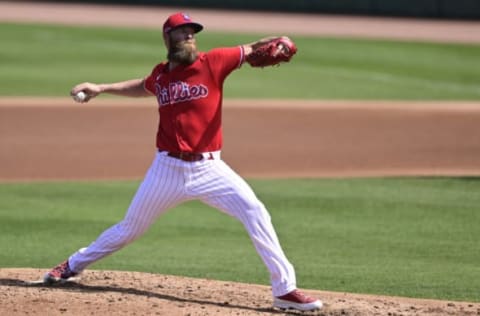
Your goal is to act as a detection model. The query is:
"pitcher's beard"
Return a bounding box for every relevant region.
[168,41,198,65]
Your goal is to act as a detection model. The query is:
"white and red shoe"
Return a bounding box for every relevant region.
[43,260,79,284]
[273,289,323,311]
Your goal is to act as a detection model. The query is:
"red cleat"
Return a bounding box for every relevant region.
[273,289,323,311]
[43,260,79,284]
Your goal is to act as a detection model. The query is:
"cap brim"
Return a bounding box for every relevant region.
[190,23,203,33]
[168,22,203,34]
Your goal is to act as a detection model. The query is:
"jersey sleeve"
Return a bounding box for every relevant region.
[144,63,165,95]
[206,46,245,87]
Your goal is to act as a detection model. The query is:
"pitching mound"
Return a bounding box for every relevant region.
[1,269,478,316]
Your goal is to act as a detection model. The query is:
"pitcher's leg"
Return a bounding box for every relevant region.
[197,161,296,297]
[68,154,186,272]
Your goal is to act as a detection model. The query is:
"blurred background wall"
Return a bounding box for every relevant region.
[29,0,480,19]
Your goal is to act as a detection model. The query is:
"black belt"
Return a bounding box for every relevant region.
[164,151,214,162]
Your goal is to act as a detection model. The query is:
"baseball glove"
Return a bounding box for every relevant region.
[246,37,297,68]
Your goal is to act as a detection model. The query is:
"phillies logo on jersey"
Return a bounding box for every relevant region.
[155,81,209,106]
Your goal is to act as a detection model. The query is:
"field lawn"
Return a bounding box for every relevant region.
[1,20,479,304]
[0,177,479,302]
[1,22,480,100]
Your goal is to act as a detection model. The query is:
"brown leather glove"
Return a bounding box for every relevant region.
[246,37,298,68]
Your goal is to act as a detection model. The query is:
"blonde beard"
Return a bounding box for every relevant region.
[168,41,198,65]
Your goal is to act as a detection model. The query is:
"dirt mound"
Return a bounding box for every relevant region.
[1,268,478,316]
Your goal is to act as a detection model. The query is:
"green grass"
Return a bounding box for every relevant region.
[1,178,479,302]
[1,22,480,99]
[1,21,479,303]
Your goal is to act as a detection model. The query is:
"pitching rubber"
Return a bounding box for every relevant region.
[24,276,81,286]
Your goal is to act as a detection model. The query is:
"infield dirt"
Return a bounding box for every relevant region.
[1,2,480,315]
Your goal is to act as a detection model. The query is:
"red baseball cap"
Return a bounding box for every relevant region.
[163,12,203,35]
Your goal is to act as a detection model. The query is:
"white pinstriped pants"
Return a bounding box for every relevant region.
[69,151,296,296]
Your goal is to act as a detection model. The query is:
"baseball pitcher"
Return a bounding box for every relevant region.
[43,12,321,312]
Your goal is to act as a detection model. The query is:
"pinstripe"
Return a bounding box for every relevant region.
[68,154,295,296]
[69,153,187,272]
[190,160,295,296]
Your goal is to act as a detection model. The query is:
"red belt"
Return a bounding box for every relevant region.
[166,152,214,162]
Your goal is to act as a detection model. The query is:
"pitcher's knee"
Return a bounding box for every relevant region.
[242,202,272,225]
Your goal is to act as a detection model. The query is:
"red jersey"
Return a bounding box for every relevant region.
[144,46,245,153]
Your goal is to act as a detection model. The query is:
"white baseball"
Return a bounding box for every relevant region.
[73,91,87,103]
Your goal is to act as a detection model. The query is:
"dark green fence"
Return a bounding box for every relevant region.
[40,0,480,19]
